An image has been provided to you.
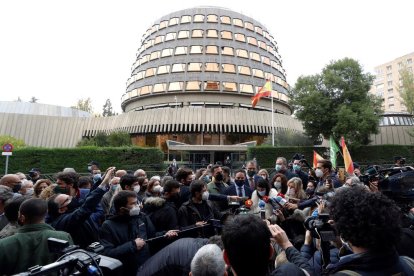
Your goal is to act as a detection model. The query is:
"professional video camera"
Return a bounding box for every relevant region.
[358,165,383,185]
[16,238,122,276]
[304,214,336,241]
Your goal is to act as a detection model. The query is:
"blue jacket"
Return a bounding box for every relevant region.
[300,244,340,275]
[225,183,253,198]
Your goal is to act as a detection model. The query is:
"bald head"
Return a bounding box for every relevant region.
[0,174,22,192]
[115,170,127,178]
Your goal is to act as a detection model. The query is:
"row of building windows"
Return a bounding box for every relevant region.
[122,81,289,102]
[142,14,276,47]
[132,45,283,75]
[138,29,279,58]
[379,116,414,126]
[127,62,288,90]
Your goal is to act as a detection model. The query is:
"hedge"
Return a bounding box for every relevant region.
[0,147,164,175]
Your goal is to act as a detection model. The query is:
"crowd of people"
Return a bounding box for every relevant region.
[0,156,413,275]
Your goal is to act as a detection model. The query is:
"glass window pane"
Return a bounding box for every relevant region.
[178,30,189,39]
[220,16,231,24]
[150,24,159,34]
[157,65,170,75]
[141,55,149,64]
[221,46,234,56]
[145,68,156,77]
[223,82,237,91]
[253,69,264,78]
[205,63,219,72]
[262,56,271,65]
[169,17,179,26]
[192,29,204,38]
[389,117,395,125]
[136,71,144,80]
[154,35,164,45]
[206,45,218,54]
[175,46,187,55]
[255,26,263,35]
[233,18,243,27]
[240,84,254,94]
[221,31,233,40]
[258,40,267,50]
[165,32,176,41]
[245,22,254,31]
[205,81,220,91]
[207,14,218,22]
[236,49,248,58]
[222,64,236,73]
[235,33,245,42]
[247,36,257,46]
[238,66,251,75]
[206,29,218,38]
[186,81,202,91]
[188,62,202,72]
[140,85,152,95]
[150,51,160,60]
[169,82,183,91]
[161,48,173,57]
[153,83,167,93]
[159,20,168,29]
[250,52,260,61]
[181,15,191,24]
[172,63,186,72]
[194,14,205,22]
[190,45,203,54]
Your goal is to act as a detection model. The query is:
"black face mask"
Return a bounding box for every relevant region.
[66,199,81,213]
[215,173,224,182]
[13,183,22,193]
[247,170,256,178]
[170,193,180,202]
[235,180,245,187]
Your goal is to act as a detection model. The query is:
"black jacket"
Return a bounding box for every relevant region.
[178,199,220,228]
[144,197,179,232]
[136,237,208,276]
[99,213,160,276]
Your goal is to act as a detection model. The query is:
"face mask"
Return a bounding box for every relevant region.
[133,185,141,194]
[153,185,162,193]
[54,186,69,195]
[13,183,22,193]
[87,166,92,172]
[129,205,140,216]
[111,184,119,192]
[315,169,324,178]
[274,181,282,190]
[235,180,245,187]
[261,175,267,179]
[258,190,266,196]
[25,188,34,196]
[202,176,210,183]
[287,187,296,196]
[202,191,209,201]
[215,173,224,182]
[275,165,283,172]
[170,193,180,202]
[247,170,256,178]
[305,188,315,195]
[66,199,81,212]
[293,164,301,172]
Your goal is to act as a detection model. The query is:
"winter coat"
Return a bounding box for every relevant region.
[144,197,179,232]
[250,188,278,219]
[271,246,312,276]
[178,199,220,228]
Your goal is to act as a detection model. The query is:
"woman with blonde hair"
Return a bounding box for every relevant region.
[286,177,306,202]
[39,183,58,200]
[33,179,52,198]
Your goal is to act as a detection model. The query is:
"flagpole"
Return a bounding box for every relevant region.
[271,81,274,146]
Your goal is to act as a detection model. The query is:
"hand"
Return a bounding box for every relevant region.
[274,209,285,222]
[134,238,145,250]
[268,224,292,250]
[316,200,325,214]
[369,181,379,192]
[195,221,207,227]
[100,167,116,187]
[164,230,179,239]
[227,195,241,202]
[304,230,312,245]
[284,202,298,210]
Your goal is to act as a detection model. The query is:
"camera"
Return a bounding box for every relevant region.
[358,165,382,185]
[304,214,336,241]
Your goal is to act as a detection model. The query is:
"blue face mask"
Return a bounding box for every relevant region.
[275,165,282,172]
[293,164,301,172]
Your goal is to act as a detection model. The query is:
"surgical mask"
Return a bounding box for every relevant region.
[305,188,315,195]
[153,185,162,193]
[315,169,324,178]
[202,176,210,183]
[129,205,140,216]
[25,188,34,196]
[287,187,296,196]
[111,184,119,192]
[275,165,282,172]
[202,191,209,201]
[258,190,266,196]
[261,175,267,179]
[13,183,22,193]
[247,170,256,178]
[215,173,224,182]
[293,164,301,172]
[87,166,92,172]
[133,185,141,194]
[235,180,245,187]
[274,181,282,190]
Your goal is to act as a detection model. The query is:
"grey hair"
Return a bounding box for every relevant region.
[348,176,362,186]
[191,244,225,276]
[276,157,287,166]
[0,185,13,203]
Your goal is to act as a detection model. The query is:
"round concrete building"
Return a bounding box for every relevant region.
[121,6,302,158]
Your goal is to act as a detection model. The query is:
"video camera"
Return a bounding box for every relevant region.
[358,165,383,185]
[16,238,122,276]
[304,214,336,242]
[290,153,312,171]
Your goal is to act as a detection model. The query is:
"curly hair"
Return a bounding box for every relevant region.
[330,186,401,251]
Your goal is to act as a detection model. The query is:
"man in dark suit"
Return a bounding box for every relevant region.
[244,161,261,191]
[225,169,252,198]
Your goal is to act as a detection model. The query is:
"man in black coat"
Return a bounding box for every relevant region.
[99,190,177,276]
[225,169,252,198]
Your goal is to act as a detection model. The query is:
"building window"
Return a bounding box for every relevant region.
[187,62,202,72]
[153,83,167,93]
[192,29,204,38]
[258,41,267,50]
[150,24,159,34]
[193,14,205,22]
[205,63,220,72]
[250,52,260,61]
[136,71,144,80]
[169,17,179,26]
[408,58,412,64]
[388,88,393,94]
[172,63,186,72]
[145,68,156,78]
[387,81,393,86]
[235,33,246,42]
[204,81,220,91]
[186,81,202,91]
[253,68,264,78]
[221,46,234,56]
[161,48,173,59]
[140,85,152,95]
[238,65,251,75]
[220,16,231,24]
[150,51,160,61]
[177,30,189,39]
[207,14,218,22]
[220,31,233,40]
[159,20,168,29]
[240,84,254,94]
[144,39,154,50]
[154,35,164,45]
[169,82,184,92]
[165,32,176,41]
[387,73,392,80]
[222,63,236,73]
[236,49,248,58]
[206,29,218,38]
[386,65,392,71]
[190,45,203,54]
[262,56,271,65]
[247,37,258,46]
[245,22,254,31]
[255,26,263,35]
[233,18,243,27]
[223,82,237,91]
[181,15,192,24]
[175,46,187,55]
[157,65,170,75]
[206,45,218,55]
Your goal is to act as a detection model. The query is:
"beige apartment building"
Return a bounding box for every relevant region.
[370,52,414,112]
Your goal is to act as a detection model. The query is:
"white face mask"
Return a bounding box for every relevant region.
[133,185,141,194]
[287,187,296,196]
[153,185,162,193]
[25,188,34,196]
[129,205,140,216]
[315,169,324,178]
[202,191,209,201]
[258,190,266,196]
[274,181,282,190]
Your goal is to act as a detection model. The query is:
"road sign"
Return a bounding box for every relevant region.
[2,143,13,152]
[2,143,13,174]
[2,152,12,156]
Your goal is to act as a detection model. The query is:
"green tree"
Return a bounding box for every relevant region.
[94,132,109,147]
[398,65,414,114]
[107,131,131,146]
[73,98,93,113]
[291,58,383,145]
[263,130,313,146]
[102,99,114,117]
[0,135,26,149]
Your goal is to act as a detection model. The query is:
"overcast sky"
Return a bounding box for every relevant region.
[1,0,412,114]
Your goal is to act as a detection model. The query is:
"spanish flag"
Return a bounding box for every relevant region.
[340,137,354,174]
[313,150,324,169]
[251,80,272,108]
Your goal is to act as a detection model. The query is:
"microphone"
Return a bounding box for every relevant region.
[259,199,266,219]
[269,196,287,210]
